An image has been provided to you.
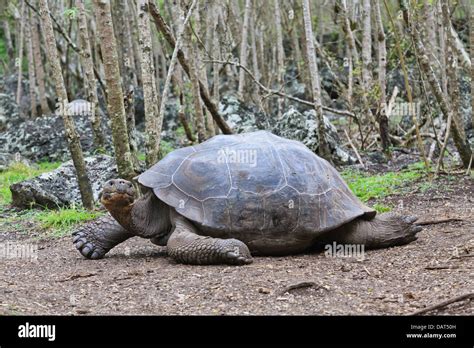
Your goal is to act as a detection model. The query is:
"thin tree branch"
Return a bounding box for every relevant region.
[204,58,357,119]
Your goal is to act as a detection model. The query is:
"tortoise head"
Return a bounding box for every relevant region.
[100,179,136,209]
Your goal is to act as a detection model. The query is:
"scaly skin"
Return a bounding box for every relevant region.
[72,213,133,259]
[319,213,422,248]
[166,210,252,265]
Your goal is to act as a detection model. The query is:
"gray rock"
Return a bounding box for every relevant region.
[0,152,32,172]
[0,97,127,162]
[273,106,356,165]
[219,95,270,133]
[10,155,117,209]
[0,112,107,162]
[0,93,23,132]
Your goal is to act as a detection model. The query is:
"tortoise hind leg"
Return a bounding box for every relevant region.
[73,213,133,259]
[319,213,422,249]
[167,211,253,265]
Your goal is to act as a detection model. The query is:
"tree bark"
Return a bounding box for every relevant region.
[92,0,135,180]
[180,1,205,142]
[38,0,94,209]
[16,0,26,105]
[30,12,49,115]
[373,0,390,152]
[77,0,104,149]
[237,0,251,100]
[115,0,139,169]
[471,3,474,130]
[2,18,14,70]
[361,0,372,90]
[136,0,161,166]
[25,9,37,118]
[302,0,331,161]
[274,0,285,118]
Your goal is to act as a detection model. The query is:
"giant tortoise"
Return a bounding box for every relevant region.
[73,131,421,265]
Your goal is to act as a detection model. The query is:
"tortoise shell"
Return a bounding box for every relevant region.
[138,131,375,235]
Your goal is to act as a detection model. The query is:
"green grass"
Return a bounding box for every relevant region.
[36,207,103,237]
[341,166,423,203]
[371,203,393,213]
[0,162,61,205]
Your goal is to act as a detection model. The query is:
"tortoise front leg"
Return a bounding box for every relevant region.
[167,211,252,265]
[73,213,133,259]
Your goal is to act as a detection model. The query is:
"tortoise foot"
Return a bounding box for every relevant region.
[366,213,422,248]
[72,214,132,260]
[218,239,253,265]
[73,229,108,260]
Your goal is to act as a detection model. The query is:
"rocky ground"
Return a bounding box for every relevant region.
[0,173,472,315]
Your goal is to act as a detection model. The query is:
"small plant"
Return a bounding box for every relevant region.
[341,168,422,202]
[372,203,392,213]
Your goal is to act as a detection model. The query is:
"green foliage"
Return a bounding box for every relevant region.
[372,203,392,213]
[36,207,103,237]
[341,168,422,202]
[158,140,175,159]
[63,7,78,20]
[0,37,7,75]
[175,126,187,138]
[0,162,61,205]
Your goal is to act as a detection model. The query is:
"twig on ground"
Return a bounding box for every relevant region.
[409,292,474,315]
[281,281,319,294]
[416,218,464,225]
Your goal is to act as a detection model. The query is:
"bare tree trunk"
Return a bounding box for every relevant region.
[25,9,37,118]
[115,0,139,169]
[471,4,474,129]
[77,0,104,149]
[38,0,94,209]
[237,0,251,100]
[340,0,359,64]
[127,0,142,86]
[92,0,135,180]
[274,0,285,118]
[373,0,389,152]
[180,2,205,143]
[411,8,472,169]
[30,13,49,115]
[212,2,221,105]
[448,26,471,70]
[361,0,372,90]
[149,2,233,134]
[436,1,447,95]
[16,0,25,105]
[302,0,331,161]
[387,1,428,167]
[2,18,14,70]
[441,1,472,168]
[290,1,303,73]
[195,0,215,138]
[423,0,436,61]
[137,0,161,166]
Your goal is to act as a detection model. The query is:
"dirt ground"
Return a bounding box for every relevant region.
[0,174,472,315]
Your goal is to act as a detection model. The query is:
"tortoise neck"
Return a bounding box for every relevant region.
[129,191,172,239]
